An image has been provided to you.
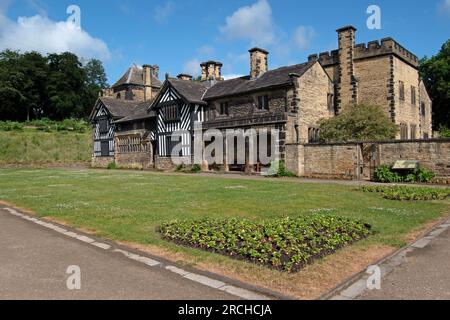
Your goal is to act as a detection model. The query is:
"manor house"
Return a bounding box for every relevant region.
[89,26,433,176]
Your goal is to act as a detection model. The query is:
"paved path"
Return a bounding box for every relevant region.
[0,208,237,300]
[360,227,450,300]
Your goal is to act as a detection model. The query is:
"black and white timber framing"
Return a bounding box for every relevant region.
[152,82,208,157]
[92,104,115,157]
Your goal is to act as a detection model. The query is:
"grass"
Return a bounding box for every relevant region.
[0,129,92,165]
[0,168,448,298]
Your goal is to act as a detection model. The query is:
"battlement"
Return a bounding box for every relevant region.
[308,50,339,66]
[354,38,419,67]
[309,37,419,68]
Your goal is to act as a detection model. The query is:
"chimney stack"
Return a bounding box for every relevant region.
[336,26,358,111]
[152,65,159,79]
[200,61,223,82]
[143,64,153,101]
[249,47,269,79]
[177,73,193,81]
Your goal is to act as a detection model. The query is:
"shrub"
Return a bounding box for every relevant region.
[191,164,202,173]
[417,168,435,183]
[318,103,397,142]
[373,165,401,183]
[277,161,296,177]
[159,215,372,272]
[439,125,450,138]
[0,121,24,131]
[24,118,89,133]
[107,162,117,170]
[373,165,436,184]
[267,160,296,177]
[360,186,449,201]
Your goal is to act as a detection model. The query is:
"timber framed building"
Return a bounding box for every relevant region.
[90,26,433,176]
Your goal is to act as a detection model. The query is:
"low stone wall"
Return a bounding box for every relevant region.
[155,156,193,171]
[286,139,450,183]
[115,152,153,170]
[91,156,115,168]
[378,140,450,183]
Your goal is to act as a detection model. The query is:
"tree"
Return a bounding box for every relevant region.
[82,59,108,117]
[318,104,398,142]
[20,52,49,120]
[0,50,109,121]
[46,52,86,120]
[420,39,450,129]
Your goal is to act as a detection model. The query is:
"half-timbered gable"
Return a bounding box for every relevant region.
[89,97,139,163]
[150,79,209,159]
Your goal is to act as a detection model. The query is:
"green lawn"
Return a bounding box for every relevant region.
[0,130,92,164]
[1,168,448,298]
[0,168,448,252]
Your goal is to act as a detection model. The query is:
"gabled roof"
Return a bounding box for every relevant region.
[115,101,156,124]
[89,97,139,121]
[149,78,209,110]
[169,78,209,105]
[203,61,316,100]
[112,64,162,88]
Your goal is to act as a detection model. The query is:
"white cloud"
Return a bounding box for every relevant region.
[0,14,111,61]
[220,0,275,47]
[222,74,244,80]
[439,0,450,14]
[153,1,175,23]
[197,45,215,56]
[183,58,201,76]
[292,26,315,51]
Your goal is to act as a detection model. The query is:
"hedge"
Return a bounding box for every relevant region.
[360,186,450,201]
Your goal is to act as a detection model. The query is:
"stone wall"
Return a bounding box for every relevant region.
[302,143,360,180]
[393,56,422,138]
[286,139,450,183]
[296,62,335,143]
[353,56,391,116]
[91,156,115,168]
[210,88,287,120]
[155,156,193,171]
[378,140,450,182]
[115,152,153,170]
[115,130,154,170]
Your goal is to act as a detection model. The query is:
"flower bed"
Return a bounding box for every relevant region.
[159,215,372,272]
[360,186,450,201]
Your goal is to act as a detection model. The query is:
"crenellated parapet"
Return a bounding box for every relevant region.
[308,50,339,66]
[354,38,419,67]
[309,37,419,68]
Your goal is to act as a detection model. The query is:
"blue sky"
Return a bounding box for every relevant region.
[1,0,449,85]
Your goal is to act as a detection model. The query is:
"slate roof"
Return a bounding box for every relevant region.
[89,97,139,121]
[166,78,209,105]
[115,101,156,123]
[112,64,162,88]
[203,61,316,100]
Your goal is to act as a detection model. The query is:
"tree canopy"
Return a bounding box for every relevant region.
[0,50,108,121]
[420,39,450,129]
[318,104,398,143]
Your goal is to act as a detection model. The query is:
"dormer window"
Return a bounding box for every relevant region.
[257,95,269,111]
